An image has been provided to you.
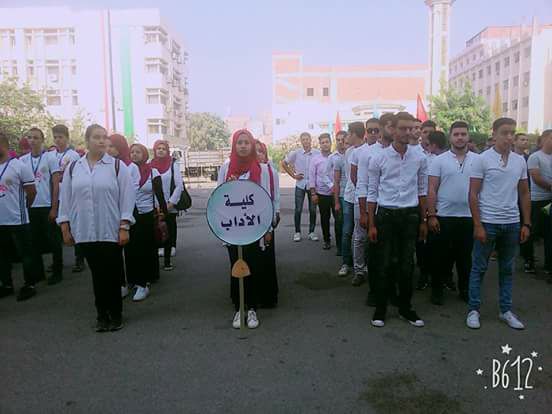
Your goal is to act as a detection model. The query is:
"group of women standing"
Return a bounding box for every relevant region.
[57,124,183,332]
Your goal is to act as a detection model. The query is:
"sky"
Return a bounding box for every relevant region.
[2,0,552,118]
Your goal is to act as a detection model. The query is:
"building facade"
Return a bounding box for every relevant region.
[0,7,188,148]
[272,53,427,143]
[450,22,552,132]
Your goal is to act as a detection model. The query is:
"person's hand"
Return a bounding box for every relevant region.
[227,175,238,181]
[520,225,530,243]
[368,225,378,243]
[48,208,58,223]
[360,212,368,229]
[167,202,174,211]
[428,216,440,234]
[264,232,272,246]
[311,194,319,205]
[474,224,486,243]
[294,173,304,181]
[334,200,341,213]
[118,229,130,246]
[418,222,428,242]
[61,224,75,246]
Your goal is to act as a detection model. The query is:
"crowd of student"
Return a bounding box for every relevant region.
[282,113,552,329]
[0,124,184,332]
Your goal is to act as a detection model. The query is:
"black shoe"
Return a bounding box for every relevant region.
[399,309,425,327]
[47,275,63,286]
[444,280,457,291]
[365,291,377,307]
[110,316,123,331]
[95,318,110,333]
[0,285,14,299]
[16,285,36,301]
[323,242,331,250]
[371,309,386,327]
[430,293,444,306]
[524,262,536,274]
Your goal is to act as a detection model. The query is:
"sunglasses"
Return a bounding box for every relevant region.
[367,128,380,134]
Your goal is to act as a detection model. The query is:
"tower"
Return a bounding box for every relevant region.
[425,0,455,99]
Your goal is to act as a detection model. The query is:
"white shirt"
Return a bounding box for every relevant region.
[268,162,280,214]
[57,154,136,243]
[284,148,320,190]
[329,152,346,198]
[470,148,528,224]
[136,168,161,214]
[55,148,81,173]
[429,150,479,217]
[158,160,184,213]
[0,158,35,225]
[343,146,360,204]
[356,143,384,202]
[19,151,60,208]
[527,150,552,201]
[367,144,428,208]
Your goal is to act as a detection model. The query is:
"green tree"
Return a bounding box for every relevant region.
[0,78,57,147]
[430,83,492,136]
[68,109,93,150]
[186,112,230,151]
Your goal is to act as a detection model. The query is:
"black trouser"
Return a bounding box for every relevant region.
[126,210,159,286]
[416,240,430,278]
[228,243,263,311]
[29,207,60,278]
[522,200,552,269]
[74,245,85,265]
[79,242,123,319]
[294,187,316,233]
[163,213,178,265]
[428,217,473,297]
[0,224,37,288]
[371,207,419,312]
[317,194,336,243]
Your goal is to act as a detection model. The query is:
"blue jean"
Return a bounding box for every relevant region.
[294,186,316,233]
[341,200,354,266]
[469,222,520,314]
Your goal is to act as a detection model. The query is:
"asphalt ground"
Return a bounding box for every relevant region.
[1,188,551,413]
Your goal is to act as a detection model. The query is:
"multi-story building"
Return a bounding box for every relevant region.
[450,21,552,132]
[272,52,426,142]
[0,7,188,148]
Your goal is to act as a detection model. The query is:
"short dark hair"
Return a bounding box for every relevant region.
[449,121,469,134]
[391,112,414,127]
[365,118,379,127]
[348,122,366,139]
[492,117,516,132]
[0,130,9,148]
[318,133,331,143]
[52,124,69,138]
[299,132,311,140]
[429,131,447,150]
[421,120,436,130]
[379,113,395,127]
[28,127,45,140]
[336,130,347,139]
[541,129,552,140]
[85,124,106,141]
[514,132,527,140]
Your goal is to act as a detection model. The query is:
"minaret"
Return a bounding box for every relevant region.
[425,0,455,99]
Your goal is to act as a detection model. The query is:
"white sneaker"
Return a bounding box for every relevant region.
[308,232,319,241]
[466,310,481,329]
[247,309,259,329]
[121,285,129,298]
[338,264,349,277]
[133,286,150,302]
[371,318,385,327]
[293,232,302,242]
[499,311,525,330]
[232,311,241,329]
[171,247,176,257]
[158,248,164,257]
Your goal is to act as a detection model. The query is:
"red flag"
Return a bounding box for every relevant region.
[334,112,342,135]
[416,94,428,122]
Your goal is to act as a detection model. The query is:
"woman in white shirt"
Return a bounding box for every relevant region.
[217,130,275,329]
[150,140,183,271]
[125,144,168,301]
[57,124,136,333]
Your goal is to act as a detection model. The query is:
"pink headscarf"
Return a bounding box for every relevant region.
[150,140,172,174]
[108,134,131,166]
[130,143,152,188]
[226,129,261,184]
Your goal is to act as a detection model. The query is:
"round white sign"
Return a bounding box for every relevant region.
[206,180,274,246]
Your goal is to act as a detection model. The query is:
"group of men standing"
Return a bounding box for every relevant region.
[282,112,552,329]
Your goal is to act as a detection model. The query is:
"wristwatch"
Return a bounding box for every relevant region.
[120,223,130,231]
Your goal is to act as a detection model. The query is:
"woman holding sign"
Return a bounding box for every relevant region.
[217,130,277,329]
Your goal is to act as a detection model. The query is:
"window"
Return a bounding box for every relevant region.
[522,96,529,108]
[495,61,500,75]
[72,90,78,106]
[503,79,509,91]
[25,34,33,48]
[144,26,168,45]
[523,72,530,86]
[146,88,168,105]
[0,29,16,48]
[147,119,168,135]
[486,86,491,96]
[521,122,528,131]
[479,69,483,79]
[513,75,519,87]
[306,88,314,97]
[322,87,329,97]
[504,56,510,67]
[459,79,464,88]
[480,50,484,57]
[514,51,520,63]
[478,89,483,96]
[46,60,60,83]
[26,60,35,78]
[145,58,168,76]
[472,72,476,81]
[46,90,61,106]
[71,64,77,76]
[44,29,59,46]
[524,46,531,58]
[487,65,491,75]
[512,99,518,110]
[502,102,508,113]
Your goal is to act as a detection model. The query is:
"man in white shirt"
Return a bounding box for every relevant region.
[281,132,320,242]
[0,131,39,301]
[526,129,552,281]
[19,128,62,285]
[366,112,428,328]
[427,122,478,305]
[330,130,348,257]
[467,117,531,330]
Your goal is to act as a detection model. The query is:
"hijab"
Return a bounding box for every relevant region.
[130,143,152,188]
[226,129,261,184]
[108,134,131,165]
[255,140,274,199]
[150,140,172,174]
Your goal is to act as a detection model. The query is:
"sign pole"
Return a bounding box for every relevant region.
[238,246,247,338]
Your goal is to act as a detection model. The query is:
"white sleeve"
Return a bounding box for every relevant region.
[284,149,297,165]
[470,155,484,179]
[428,156,441,177]
[366,155,381,203]
[168,161,184,205]
[117,163,136,225]
[129,163,140,193]
[418,156,428,196]
[56,166,72,224]
[19,162,35,186]
[217,161,229,186]
[47,152,61,175]
[356,152,370,199]
[271,164,280,213]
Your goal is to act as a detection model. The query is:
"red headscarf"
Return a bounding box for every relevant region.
[130,143,152,188]
[108,134,131,165]
[8,150,17,159]
[255,139,274,198]
[226,129,261,184]
[150,140,172,174]
[19,137,31,156]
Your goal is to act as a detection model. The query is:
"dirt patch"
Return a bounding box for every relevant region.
[360,372,464,414]
[295,272,348,290]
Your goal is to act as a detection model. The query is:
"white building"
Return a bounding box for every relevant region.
[0,7,188,148]
[450,21,552,132]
